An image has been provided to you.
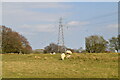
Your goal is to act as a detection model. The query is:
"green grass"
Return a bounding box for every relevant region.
[2,53,118,78]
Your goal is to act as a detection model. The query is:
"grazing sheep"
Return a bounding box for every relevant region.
[66,50,72,59]
[66,50,72,54]
[61,53,66,60]
[53,52,56,54]
[34,56,41,59]
[50,52,56,55]
[66,55,71,59]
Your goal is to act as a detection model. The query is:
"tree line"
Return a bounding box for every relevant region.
[85,35,119,53]
[43,35,119,53]
[0,26,119,54]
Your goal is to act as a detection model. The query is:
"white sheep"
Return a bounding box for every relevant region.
[66,50,72,59]
[53,52,56,54]
[66,50,72,54]
[61,53,66,60]
[50,53,52,55]
[66,55,71,59]
[50,52,56,55]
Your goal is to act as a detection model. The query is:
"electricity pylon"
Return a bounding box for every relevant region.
[57,17,66,53]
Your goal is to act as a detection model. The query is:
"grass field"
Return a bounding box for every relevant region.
[2,53,118,78]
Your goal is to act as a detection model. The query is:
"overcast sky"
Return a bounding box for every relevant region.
[1,2,118,50]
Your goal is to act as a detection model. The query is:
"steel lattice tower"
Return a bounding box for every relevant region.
[57,17,65,52]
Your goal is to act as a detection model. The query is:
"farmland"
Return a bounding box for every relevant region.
[2,53,118,78]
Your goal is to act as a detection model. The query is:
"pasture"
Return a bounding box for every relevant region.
[2,53,118,78]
